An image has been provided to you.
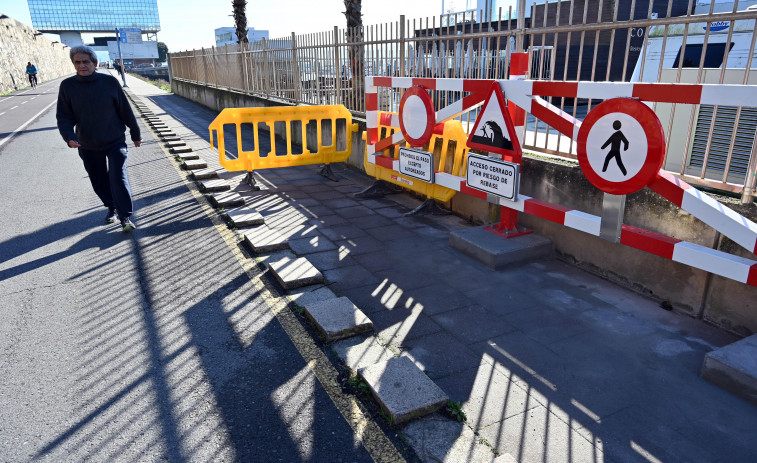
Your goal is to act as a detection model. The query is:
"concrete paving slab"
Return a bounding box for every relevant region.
[176,152,199,161]
[287,233,338,255]
[164,141,186,148]
[199,178,231,193]
[182,159,207,170]
[299,249,357,272]
[358,356,448,425]
[398,333,481,379]
[701,334,757,406]
[158,131,177,137]
[431,305,518,345]
[209,191,245,208]
[449,226,553,269]
[225,208,264,227]
[190,168,219,180]
[170,147,193,154]
[161,135,182,142]
[303,296,373,342]
[287,285,337,308]
[401,415,500,463]
[242,226,289,253]
[268,255,324,290]
[332,335,397,371]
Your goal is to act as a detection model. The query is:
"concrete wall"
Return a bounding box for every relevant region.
[171,78,757,337]
[0,14,72,94]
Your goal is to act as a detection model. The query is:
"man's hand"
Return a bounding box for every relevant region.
[134,140,142,148]
[67,140,81,148]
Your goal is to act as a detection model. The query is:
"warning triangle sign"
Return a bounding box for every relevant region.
[467,82,522,159]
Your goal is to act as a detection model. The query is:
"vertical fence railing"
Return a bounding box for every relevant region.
[168,1,757,199]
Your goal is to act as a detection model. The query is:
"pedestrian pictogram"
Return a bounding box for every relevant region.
[577,98,665,195]
[601,120,630,176]
[467,82,521,158]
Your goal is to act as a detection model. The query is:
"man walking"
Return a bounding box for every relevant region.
[56,45,141,231]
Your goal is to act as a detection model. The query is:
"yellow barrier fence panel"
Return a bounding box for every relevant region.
[209,105,358,172]
[363,112,469,202]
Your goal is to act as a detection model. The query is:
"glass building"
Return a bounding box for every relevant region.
[28,0,161,33]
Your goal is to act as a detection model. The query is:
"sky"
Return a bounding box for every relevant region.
[0,0,515,52]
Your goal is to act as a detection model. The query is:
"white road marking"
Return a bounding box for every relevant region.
[10,106,18,110]
[0,99,57,150]
[0,112,5,117]
[21,101,27,104]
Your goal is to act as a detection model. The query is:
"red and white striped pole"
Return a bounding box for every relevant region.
[487,52,531,238]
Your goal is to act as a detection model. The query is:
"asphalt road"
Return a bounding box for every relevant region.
[0,79,396,462]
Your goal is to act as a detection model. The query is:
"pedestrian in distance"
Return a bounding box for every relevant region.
[56,45,142,231]
[26,62,38,88]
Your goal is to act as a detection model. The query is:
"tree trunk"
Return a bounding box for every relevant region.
[232,0,249,44]
[343,0,364,111]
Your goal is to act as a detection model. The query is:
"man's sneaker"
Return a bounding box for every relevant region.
[121,218,136,231]
[105,208,117,224]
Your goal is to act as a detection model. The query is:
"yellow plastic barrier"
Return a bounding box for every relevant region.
[209,105,358,172]
[363,112,470,202]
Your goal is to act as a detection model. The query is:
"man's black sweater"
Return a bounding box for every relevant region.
[57,72,141,150]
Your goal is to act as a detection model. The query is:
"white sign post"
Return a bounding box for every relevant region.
[399,147,434,183]
[466,154,520,200]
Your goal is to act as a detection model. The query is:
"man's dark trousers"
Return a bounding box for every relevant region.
[78,142,133,220]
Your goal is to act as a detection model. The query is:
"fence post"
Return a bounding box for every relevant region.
[262,38,271,95]
[241,40,250,94]
[516,0,526,53]
[292,32,301,102]
[400,15,406,76]
[741,138,757,204]
[334,26,341,105]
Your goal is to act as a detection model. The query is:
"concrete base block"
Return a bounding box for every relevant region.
[164,141,186,148]
[190,168,219,180]
[303,296,373,342]
[358,356,448,425]
[332,335,396,371]
[225,208,264,227]
[171,147,193,154]
[200,179,230,192]
[161,136,182,142]
[268,256,324,290]
[287,285,336,307]
[701,334,757,406]
[209,191,245,208]
[242,226,289,253]
[177,152,199,161]
[157,130,176,136]
[183,159,207,170]
[150,123,167,128]
[449,226,553,269]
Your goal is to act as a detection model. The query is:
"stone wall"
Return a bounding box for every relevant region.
[170,77,757,337]
[0,13,72,94]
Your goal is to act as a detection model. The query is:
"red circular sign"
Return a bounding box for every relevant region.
[399,86,435,147]
[577,98,665,195]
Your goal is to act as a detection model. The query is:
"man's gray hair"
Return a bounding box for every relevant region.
[69,45,98,64]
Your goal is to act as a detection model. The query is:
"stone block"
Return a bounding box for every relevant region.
[449,226,553,270]
[358,357,448,425]
[177,152,199,160]
[200,179,230,192]
[225,208,264,227]
[209,191,245,208]
[182,159,207,170]
[160,135,181,142]
[242,227,289,253]
[170,146,193,154]
[164,141,186,148]
[190,168,219,180]
[332,335,396,371]
[303,297,373,342]
[701,334,757,406]
[268,256,324,290]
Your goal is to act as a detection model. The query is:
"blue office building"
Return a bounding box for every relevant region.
[28,0,160,48]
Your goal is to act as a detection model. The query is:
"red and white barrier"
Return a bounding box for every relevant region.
[364,76,757,287]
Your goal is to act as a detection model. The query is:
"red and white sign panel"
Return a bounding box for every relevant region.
[577,98,665,195]
[399,86,435,147]
[467,82,521,158]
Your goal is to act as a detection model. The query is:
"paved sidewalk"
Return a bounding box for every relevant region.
[45,71,757,462]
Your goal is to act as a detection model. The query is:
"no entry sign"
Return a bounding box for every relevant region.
[399,86,435,147]
[577,98,665,195]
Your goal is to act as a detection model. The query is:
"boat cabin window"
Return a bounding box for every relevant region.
[673,43,734,68]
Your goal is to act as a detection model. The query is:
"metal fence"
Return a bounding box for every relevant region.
[168,0,757,201]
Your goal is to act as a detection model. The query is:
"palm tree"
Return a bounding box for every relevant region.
[343,0,364,110]
[232,0,248,44]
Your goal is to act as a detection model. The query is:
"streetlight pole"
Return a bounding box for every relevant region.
[115,28,128,87]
